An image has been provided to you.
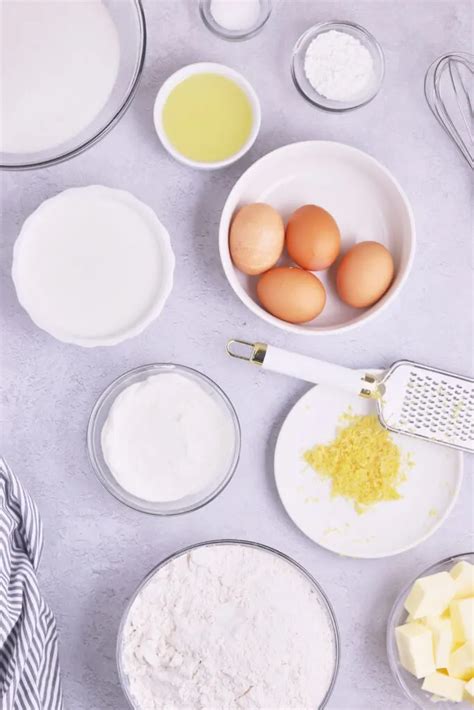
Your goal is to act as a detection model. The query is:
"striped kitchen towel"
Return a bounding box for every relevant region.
[0,458,63,710]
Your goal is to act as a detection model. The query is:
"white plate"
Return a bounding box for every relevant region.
[274,378,463,558]
[219,141,416,335]
[12,186,175,347]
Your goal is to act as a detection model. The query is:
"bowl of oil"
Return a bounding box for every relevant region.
[153,62,261,170]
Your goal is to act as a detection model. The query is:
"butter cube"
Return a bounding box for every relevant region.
[424,616,453,669]
[450,561,474,599]
[465,678,474,701]
[404,572,455,619]
[450,598,474,644]
[422,672,465,702]
[395,622,435,678]
[448,641,474,680]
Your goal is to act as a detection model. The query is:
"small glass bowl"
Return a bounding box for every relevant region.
[1,0,146,171]
[199,0,272,41]
[87,364,241,515]
[116,539,340,708]
[291,20,385,111]
[387,552,474,709]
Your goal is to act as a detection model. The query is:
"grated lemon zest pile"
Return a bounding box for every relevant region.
[304,412,411,515]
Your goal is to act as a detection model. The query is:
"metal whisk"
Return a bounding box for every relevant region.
[425,52,474,169]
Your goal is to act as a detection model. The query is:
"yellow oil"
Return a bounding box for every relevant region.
[162,73,253,163]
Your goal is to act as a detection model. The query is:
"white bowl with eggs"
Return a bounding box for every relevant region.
[219,141,416,335]
[153,62,261,170]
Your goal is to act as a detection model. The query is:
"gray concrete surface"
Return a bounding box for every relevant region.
[1,1,472,708]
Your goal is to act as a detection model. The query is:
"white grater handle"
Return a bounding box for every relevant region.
[227,340,377,398]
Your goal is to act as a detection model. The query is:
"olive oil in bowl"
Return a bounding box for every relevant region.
[155,65,259,168]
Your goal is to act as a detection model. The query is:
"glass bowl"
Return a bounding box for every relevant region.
[387,552,474,708]
[199,0,272,41]
[1,0,146,171]
[291,20,385,111]
[116,539,340,708]
[87,364,241,515]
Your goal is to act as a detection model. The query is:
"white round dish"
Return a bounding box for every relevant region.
[219,141,416,335]
[12,186,175,347]
[153,62,261,170]
[274,375,463,558]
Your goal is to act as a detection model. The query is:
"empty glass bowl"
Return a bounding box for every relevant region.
[87,364,241,515]
[291,20,385,111]
[387,552,474,709]
[1,0,146,170]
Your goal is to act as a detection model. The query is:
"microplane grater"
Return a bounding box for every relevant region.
[227,340,474,454]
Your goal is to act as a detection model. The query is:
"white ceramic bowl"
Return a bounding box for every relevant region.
[12,186,175,347]
[219,141,416,335]
[153,62,261,170]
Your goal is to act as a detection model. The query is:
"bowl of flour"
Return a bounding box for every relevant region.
[117,540,339,709]
[88,364,241,515]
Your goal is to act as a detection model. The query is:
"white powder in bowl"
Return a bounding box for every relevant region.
[210,0,261,31]
[101,373,235,502]
[1,0,119,154]
[304,30,374,102]
[120,543,336,709]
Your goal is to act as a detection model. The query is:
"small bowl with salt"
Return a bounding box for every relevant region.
[291,20,385,111]
[199,0,272,41]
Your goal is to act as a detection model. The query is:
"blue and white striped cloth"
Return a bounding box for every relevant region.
[0,458,63,710]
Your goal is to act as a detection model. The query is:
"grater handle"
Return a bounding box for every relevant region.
[226,340,377,398]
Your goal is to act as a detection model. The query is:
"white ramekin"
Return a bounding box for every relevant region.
[153,62,261,170]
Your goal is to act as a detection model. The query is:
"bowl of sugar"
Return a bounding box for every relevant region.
[87,364,241,515]
[291,20,385,111]
[1,0,146,170]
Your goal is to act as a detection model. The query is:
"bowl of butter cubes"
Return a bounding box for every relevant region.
[387,553,474,707]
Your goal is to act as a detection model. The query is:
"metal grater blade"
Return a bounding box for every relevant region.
[376,360,474,453]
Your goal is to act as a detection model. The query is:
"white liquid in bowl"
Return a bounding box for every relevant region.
[12,186,175,346]
[1,0,119,154]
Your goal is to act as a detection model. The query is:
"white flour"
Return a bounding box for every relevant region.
[1,0,119,154]
[121,544,336,709]
[102,374,235,502]
[304,30,374,101]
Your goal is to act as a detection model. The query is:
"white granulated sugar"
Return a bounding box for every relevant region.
[1,0,119,154]
[304,30,374,102]
[121,544,336,709]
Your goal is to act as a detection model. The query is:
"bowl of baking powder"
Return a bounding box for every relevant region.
[117,540,340,708]
[291,20,385,111]
[87,364,241,515]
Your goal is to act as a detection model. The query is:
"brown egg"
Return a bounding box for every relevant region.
[257,267,326,324]
[336,241,395,308]
[229,203,284,276]
[286,205,341,271]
